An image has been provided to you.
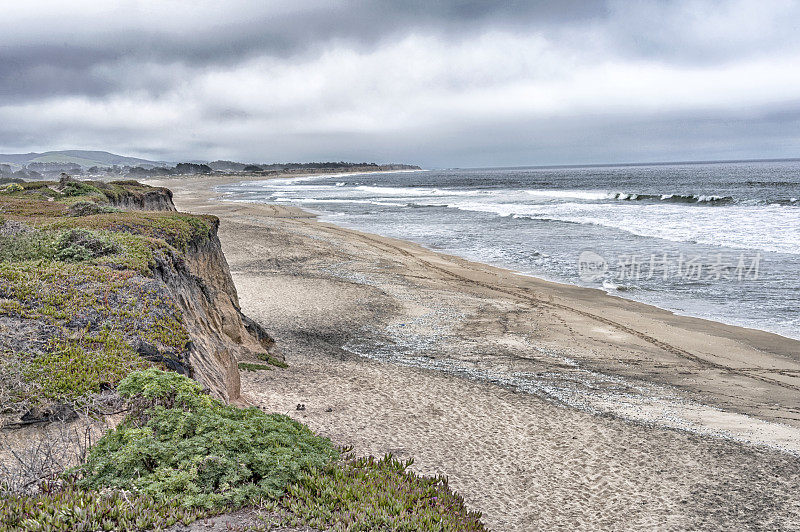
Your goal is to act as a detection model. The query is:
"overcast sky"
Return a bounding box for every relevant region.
[1,1,799,167]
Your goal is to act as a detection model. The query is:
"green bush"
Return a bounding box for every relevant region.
[0,231,59,262]
[0,261,189,405]
[0,227,160,276]
[75,369,337,509]
[68,201,119,216]
[0,228,119,263]
[54,229,120,262]
[46,211,215,252]
[61,181,103,198]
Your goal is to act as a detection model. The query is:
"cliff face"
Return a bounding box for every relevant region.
[100,180,281,400]
[107,187,176,212]
[153,218,277,401]
[0,178,277,421]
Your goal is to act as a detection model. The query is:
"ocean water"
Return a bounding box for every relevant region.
[219,160,800,340]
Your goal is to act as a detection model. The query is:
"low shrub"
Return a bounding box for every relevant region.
[3,369,487,530]
[68,201,118,217]
[20,181,51,191]
[61,181,103,198]
[0,261,189,407]
[75,369,337,509]
[0,229,123,262]
[0,231,59,262]
[46,211,215,252]
[54,229,120,262]
[0,226,165,276]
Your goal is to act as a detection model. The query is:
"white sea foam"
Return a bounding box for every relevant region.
[524,190,614,200]
[227,182,800,254]
[445,201,800,255]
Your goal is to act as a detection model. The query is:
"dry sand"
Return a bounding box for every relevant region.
[148,175,800,531]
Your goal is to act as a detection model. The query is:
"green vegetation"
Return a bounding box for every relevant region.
[67,200,120,216]
[0,228,139,266]
[77,369,337,508]
[0,176,171,207]
[0,483,208,532]
[65,369,484,530]
[0,258,188,406]
[26,329,148,400]
[239,362,273,371]
[256,351,289,368]
[45,211,214,252]
[61,180,104,198]
[0,177,183,227]
[0,179,206,410]
[284,455,486,531]
[2,182,23,193]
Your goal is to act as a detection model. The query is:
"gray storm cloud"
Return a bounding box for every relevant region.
[1,0,799,166]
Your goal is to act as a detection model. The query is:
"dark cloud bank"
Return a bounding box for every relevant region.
[1,1,799,167]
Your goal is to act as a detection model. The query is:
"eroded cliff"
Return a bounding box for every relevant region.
[0,178,278,428]
[152,216,278,401]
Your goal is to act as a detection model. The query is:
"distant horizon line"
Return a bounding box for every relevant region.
[440,156,800,171]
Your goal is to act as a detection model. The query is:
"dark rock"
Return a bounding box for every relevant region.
[19,403,77,425]
[134,340,189,375]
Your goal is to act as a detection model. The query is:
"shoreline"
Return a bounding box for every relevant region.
[145,173,800,432]
[146,173,800,530]
[305,206,799,342]
[221,170,799,343]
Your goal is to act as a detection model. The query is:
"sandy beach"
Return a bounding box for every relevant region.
[147,174,800,531]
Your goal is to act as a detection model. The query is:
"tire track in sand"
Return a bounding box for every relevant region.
[310,221,800,394]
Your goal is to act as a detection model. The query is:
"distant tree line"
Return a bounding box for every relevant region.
[0,163,42,180]
[0,160,420,180]
[118,161,419,177]
[174,163,212,174]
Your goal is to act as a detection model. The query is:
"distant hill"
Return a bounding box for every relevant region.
[0,150,166,169]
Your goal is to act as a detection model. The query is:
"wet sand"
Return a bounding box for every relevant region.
[148,175,800,531]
